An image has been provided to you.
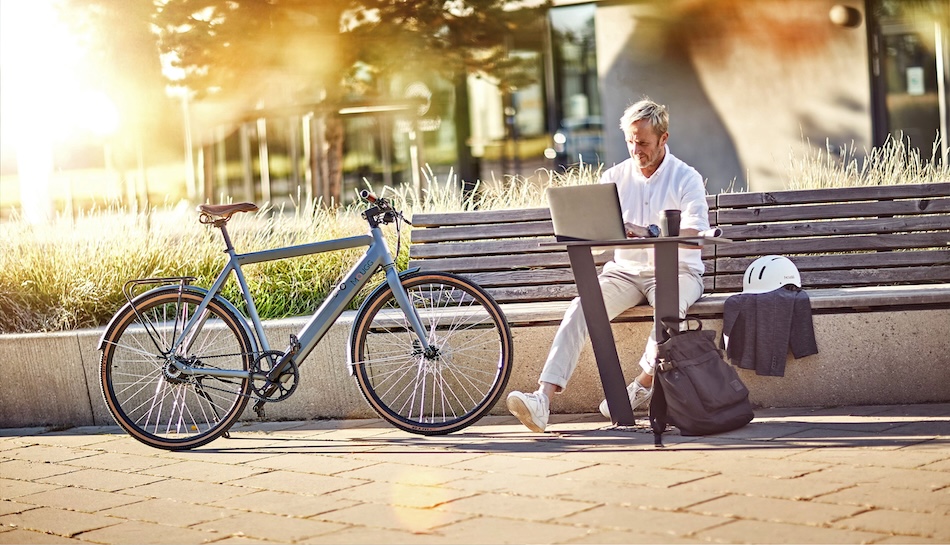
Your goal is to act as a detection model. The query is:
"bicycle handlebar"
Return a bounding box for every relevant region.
[359,190,377,204]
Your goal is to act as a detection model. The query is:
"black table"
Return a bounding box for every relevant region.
[540,236,727,426]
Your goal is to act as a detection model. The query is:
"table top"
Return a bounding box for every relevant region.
[539,235,732,250]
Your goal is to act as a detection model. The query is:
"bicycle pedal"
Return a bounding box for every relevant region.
[253,402,266,420]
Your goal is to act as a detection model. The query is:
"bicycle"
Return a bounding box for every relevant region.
[98,191,514,450]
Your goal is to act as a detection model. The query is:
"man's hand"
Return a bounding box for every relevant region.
[624,222,650,238]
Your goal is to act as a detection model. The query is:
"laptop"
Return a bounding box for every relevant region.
[546,183,626,242]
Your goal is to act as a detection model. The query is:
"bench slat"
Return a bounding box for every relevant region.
[411,207,550,228]
[717,182,950,207]
[714,265,950,290]
[714,232,950,257]
[411,239,559,259]
[715,249,950,272]
[411,220,554,243]
[716,197,950,224]
[719,215,950,240]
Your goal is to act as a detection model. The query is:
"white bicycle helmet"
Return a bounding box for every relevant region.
[743,255,802,294]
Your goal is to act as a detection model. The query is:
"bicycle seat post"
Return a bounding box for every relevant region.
[217,221,236,253]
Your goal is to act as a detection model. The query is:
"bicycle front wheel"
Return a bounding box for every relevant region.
[351,271,513,435]
[99,287,253,450]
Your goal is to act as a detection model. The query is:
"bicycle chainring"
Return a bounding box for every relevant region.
[250,351,299,402]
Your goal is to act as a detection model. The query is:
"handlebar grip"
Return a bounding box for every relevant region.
[360,190,377,203]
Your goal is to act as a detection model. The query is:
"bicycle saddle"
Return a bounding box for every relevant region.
[197,202,259,220]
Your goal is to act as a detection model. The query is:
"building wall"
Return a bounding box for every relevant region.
[596,0,872,193]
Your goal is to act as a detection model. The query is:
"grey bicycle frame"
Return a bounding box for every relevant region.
[168,223,430,380]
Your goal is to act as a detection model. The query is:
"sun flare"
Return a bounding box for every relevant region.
[0,0,120,222]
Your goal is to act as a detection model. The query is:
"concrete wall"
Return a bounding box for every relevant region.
[596,0,872,193]
[2,307,948,429]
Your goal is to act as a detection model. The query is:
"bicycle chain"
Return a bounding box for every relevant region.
[168,352,297,404]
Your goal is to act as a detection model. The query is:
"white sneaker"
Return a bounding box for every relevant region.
[599,380,653,419]
[506,390,550,432]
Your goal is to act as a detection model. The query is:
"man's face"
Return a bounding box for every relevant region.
[624,119,668,173]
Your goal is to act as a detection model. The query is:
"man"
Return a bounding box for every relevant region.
[506,98,710,432]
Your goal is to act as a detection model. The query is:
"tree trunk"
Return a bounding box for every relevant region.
[324,114,345,205]
[454,73,480,199]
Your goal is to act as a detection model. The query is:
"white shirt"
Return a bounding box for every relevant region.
[600,146,710,275]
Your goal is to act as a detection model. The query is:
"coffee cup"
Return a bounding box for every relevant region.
[660,209,681,237]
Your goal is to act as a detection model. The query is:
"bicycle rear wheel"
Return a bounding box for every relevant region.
[99,287,253,450]
[351,271,513,435]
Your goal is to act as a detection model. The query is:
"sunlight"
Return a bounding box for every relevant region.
[0,0,120,222]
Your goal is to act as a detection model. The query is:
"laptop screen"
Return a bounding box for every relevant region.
[546,183,626,242]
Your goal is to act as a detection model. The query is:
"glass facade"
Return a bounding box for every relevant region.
[870,0,949,162]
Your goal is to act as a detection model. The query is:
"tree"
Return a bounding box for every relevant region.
[153,0,549,201]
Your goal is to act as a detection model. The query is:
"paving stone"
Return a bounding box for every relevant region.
[694,518,885,544]
[436,516,593,544]
[813,482,950,514]
[35,468,163,492]
[99,497,241,527]
[191,511,347,543]
[209,489,362,518]
[315,503,470,533]
[435,491,595,522]
[0,460,78,482]
[559,504,724,537]
[243,453,378,475]
[334,462,476,487]
[559,464,714,488]
[562,529,707,544]
[121,478,249,503]
[0,445,92,464]
[809,464,950,490]
[834,508,950,540]
[328,481,476,509]
[0,478,61,500]
[347,447,487,468]
[441,471,723,511]
[446,453,595,477]
[61,452,175,473]
[77,520,221,544]
[16,487,139,513]
[0,500,35,517]
[686,494,863,526]
[139,460,268,484]
[0,507,119,537]
[790,446,950,469]
[298,525,449,545]
[0,528,86,543]
[235,470,365,496]
[681,472,851,501]
[677,452,831,478]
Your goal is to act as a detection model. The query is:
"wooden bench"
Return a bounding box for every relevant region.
[409,182,950,325]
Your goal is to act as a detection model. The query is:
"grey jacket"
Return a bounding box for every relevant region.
[721,287,819,377]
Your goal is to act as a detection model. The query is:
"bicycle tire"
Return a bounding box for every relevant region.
[351,271,513,435]
[100,287,253,450]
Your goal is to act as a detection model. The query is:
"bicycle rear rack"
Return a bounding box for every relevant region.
[122,277,197,307]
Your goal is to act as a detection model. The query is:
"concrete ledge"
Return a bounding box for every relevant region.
[1,307,948,428]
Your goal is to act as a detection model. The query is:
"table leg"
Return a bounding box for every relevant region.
[566,246,636,426]
[653,240,681,343]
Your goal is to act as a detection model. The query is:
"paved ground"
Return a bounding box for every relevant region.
[1,404,949,544]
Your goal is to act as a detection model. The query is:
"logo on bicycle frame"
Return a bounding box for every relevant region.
[333,260,374,300]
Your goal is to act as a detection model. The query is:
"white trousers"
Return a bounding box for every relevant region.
[538,263,705,392]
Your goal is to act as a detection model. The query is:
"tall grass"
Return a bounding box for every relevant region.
[787,133,949,189]
[1,138,946,335]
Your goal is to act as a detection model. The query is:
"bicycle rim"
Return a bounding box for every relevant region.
[100,289,252,450]
[352,272,513,435]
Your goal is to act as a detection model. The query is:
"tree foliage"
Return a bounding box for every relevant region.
[154,0,549,114]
